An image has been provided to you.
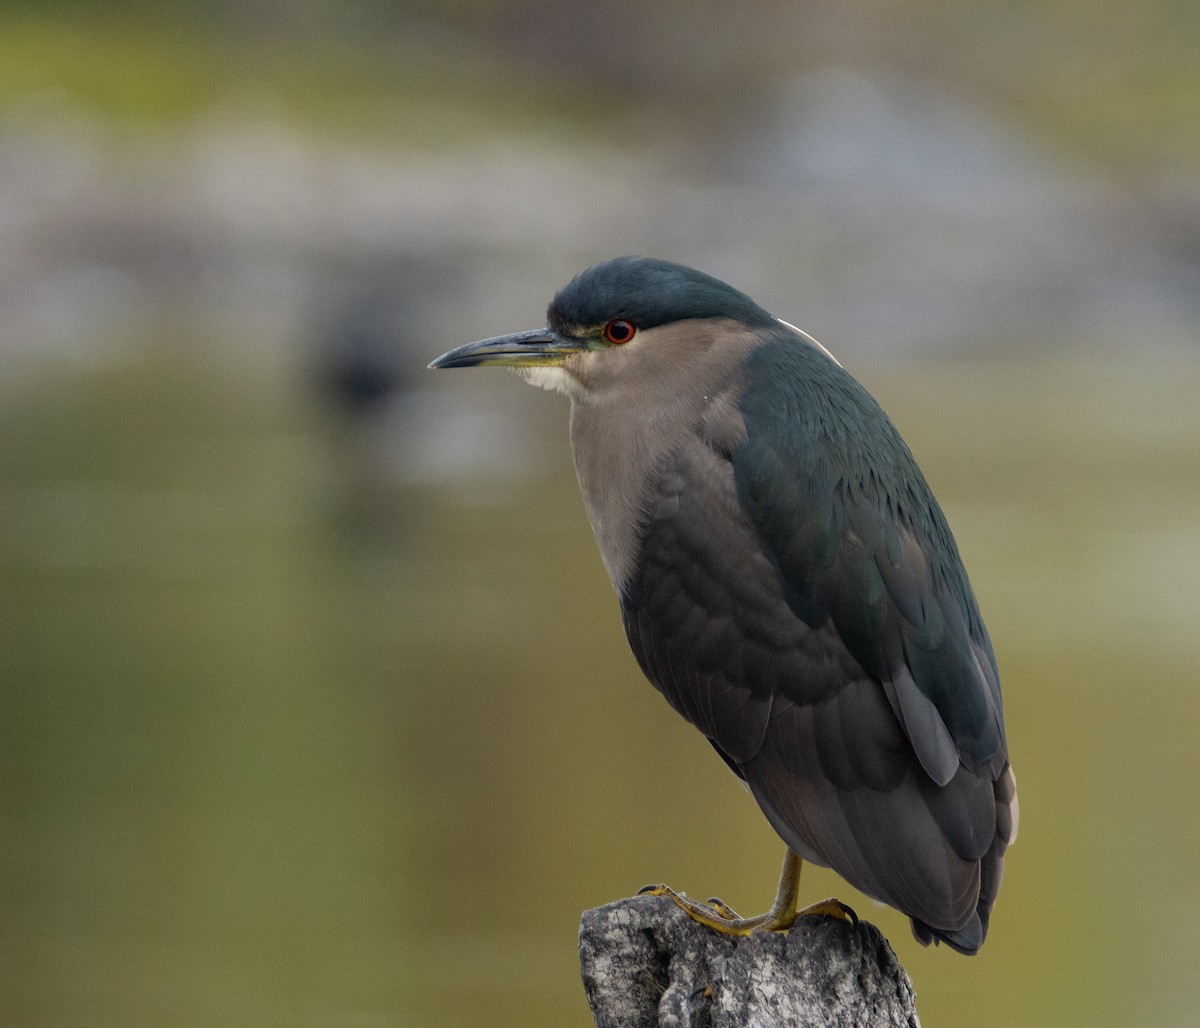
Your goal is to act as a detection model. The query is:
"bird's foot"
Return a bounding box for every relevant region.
[636,851,838,938]
[798,897,859,924]
[638,885,742,922]
[637,883,796,937]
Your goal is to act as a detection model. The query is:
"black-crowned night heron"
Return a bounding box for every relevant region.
[430,257,1017,954]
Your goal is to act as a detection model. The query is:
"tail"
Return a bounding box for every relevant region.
[911,763,1019,955]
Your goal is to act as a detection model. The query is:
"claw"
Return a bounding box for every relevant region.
[799,898,858,924]
[706,897,741,920]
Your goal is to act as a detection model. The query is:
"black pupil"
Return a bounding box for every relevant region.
[609,321,632,342]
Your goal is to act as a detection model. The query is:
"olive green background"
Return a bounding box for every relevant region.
[2,3,1199,1025]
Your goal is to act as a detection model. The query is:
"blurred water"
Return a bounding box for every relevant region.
[2,342,1198,1026]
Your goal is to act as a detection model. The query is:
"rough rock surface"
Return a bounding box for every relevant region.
[579,894,920,1028]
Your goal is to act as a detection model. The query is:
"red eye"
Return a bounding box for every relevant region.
[603,319,636,345]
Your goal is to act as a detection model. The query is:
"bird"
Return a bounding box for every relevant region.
[429,256,1017,954]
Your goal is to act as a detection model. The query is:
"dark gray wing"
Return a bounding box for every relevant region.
[619,332,1015,952]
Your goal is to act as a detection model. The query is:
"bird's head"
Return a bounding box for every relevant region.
[429,257,781,397]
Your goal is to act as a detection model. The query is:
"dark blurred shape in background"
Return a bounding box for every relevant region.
[1,2,1198,1026]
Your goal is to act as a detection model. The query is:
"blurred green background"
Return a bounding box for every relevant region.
[1,2,1199,1025]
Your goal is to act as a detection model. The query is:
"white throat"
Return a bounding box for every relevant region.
[516,365,583,399]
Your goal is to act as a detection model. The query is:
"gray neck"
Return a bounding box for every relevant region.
[565,318,764,591]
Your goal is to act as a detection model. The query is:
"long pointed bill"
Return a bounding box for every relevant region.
[428,328,586,370]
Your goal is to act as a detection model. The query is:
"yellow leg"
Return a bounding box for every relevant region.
[638,849,857,938]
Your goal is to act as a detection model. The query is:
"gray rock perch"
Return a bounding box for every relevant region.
[580,894,920,1028]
